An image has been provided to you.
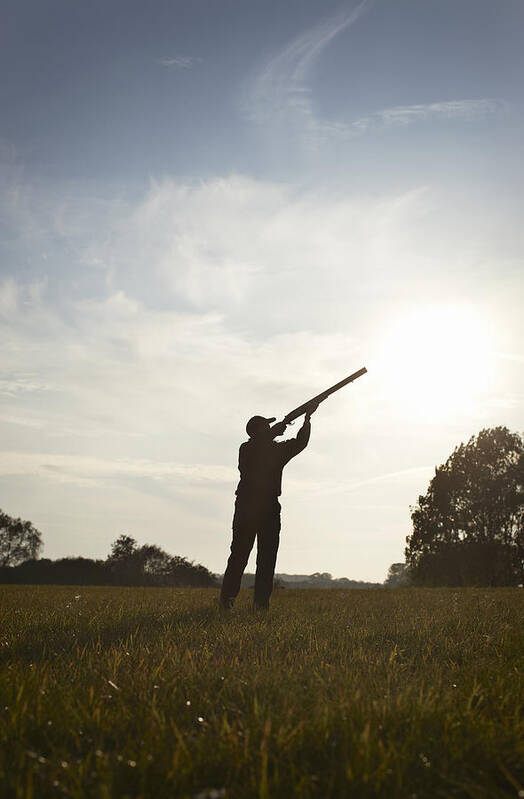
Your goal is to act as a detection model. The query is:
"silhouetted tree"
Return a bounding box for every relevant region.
[405,427,523,585]
[109,534,138,562]
[107,534,142,583]
[384,563,410,587]
[140,544,174,579]
[0,510,42,567]
[107,535,217,587]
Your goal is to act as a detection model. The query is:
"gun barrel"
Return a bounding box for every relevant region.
[283,366,367,424]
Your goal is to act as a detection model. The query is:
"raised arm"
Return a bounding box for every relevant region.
[280,404,317,462]
[294,414,311,451]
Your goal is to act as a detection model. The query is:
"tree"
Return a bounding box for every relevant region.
[108,534,138,562]
[139,544,181,585]
[140,544,173,576]
[405,427,523,586]
[106,535,217,587]
[107,534,142,583]
[0,510,42,567]
[384,563,410,587]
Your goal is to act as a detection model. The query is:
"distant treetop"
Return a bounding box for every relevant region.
[0,510,42,567]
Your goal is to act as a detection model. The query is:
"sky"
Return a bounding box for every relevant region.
[1,0,523,582]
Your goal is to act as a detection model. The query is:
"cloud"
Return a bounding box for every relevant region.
[247,4,505,149]
[351,98,507,136]
[0,451,235,488]
[0,171,522,576]
[0,267,365,447]
[323,465,434,495]
[251,3,369,107]
[158,56,200,70]
[0,375,56,397]
[247,1,370,145]
[0,170,435,334]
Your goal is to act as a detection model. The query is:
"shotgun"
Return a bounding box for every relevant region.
[282,367,367,424]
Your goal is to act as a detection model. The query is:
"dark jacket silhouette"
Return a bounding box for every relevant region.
[220,413,312,609]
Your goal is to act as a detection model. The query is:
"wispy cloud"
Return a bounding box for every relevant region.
[248,1,370,143]
[0,452,235,488]
[284,465,434,498]
[247,3,505,148]
[158,55,200,70]
[350,98,507,136]
[0,375,56,397]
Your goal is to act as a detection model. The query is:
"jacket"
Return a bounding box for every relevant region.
[235,419,310,504]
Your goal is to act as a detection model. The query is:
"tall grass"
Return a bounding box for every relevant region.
[0,586,522,798]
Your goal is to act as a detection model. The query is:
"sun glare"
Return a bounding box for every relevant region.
[376,305,494,422]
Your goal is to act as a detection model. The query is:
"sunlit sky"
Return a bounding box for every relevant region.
[1,0,523,581]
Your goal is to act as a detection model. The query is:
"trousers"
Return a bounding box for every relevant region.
[220,498,281,608]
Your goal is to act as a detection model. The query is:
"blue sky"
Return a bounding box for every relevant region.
[1,0,523,580]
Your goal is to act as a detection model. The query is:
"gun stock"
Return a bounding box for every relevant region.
[283,367,367,424]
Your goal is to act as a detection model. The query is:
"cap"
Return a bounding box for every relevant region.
[246,415,276,437]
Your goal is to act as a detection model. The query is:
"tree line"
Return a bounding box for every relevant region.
[0,530,217,587]
[241,573,382,589]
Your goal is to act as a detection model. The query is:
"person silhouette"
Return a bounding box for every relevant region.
[220,406,317,611]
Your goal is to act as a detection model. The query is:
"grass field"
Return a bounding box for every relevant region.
[0,586,523,799]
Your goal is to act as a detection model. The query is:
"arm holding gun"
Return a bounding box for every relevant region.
[269,366,367,439]
[269,401,319,440]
